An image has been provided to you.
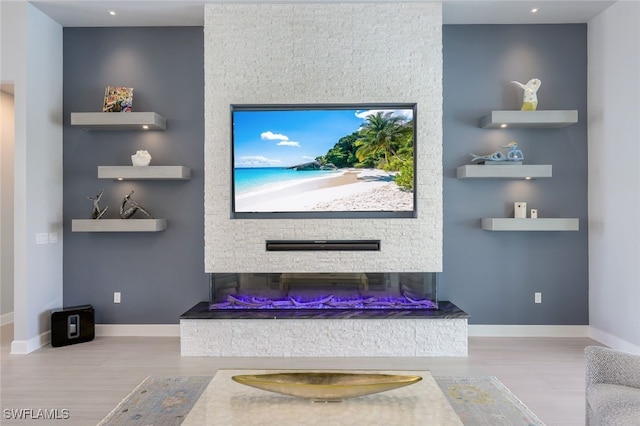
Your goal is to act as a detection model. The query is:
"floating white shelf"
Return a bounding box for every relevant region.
[98,166,191,180]
[481,218,579,231]
[70,112,167,130]
[457,164,552,179]
[479,110,578,129]
[72,219,167,232]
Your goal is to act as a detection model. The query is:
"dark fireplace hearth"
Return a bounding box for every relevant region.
[209,272,438,311]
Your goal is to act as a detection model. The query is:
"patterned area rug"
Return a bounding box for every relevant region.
[99,375,545,425]
[98,377,211,426]
[435,376,545,425]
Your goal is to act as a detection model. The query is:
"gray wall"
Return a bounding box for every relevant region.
[63,27,207,323]
[442,24,589,324]
[62,24,588,326]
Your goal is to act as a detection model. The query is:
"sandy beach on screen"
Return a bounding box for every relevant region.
[234,169,413,212]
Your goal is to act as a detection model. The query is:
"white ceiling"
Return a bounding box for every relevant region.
[443,0,616,24]
[29,0,617,27]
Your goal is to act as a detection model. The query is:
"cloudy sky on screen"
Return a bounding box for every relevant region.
[233,108,413,168]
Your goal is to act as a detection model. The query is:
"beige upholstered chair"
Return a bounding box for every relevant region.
[585,345,640,425]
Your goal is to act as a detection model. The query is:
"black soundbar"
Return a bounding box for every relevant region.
[266,240,381,251]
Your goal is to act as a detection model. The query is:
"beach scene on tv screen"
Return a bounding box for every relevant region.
[232,107,415,214]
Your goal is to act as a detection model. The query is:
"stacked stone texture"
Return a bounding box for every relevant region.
[204,3,443,273]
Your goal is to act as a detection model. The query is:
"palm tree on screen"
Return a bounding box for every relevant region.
[355,112,412,167]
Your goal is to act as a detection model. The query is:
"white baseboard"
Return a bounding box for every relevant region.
[468,324,590,337]
[0,311,13,326]
[589,326,640,353]
[10,330,50,355]
[95,324,180,337]
[8,325,178,354]
[11,324,634,354]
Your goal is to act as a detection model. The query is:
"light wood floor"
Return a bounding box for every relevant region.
[0,324,599,425]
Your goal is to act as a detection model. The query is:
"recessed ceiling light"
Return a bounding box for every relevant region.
[525,176,532,180]
[108,10,117,16]
[531,8,539,13]
[500,124,507,128]
[142,125,149,130]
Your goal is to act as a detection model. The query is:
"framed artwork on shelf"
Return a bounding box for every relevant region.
[103,86,133,112]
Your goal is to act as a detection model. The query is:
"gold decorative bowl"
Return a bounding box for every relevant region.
[231,372,422,402]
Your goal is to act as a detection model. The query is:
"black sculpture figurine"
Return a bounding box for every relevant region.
[120,191,152,219]
[87,190,108,219]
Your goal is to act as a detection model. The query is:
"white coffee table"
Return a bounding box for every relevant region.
[183,370,462,426]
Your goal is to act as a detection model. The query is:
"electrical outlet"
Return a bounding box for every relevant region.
[36,233,49,245]
[114,292,121,304]
[535,292,542,304]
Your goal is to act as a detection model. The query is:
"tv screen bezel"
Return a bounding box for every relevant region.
[230,103,417,219]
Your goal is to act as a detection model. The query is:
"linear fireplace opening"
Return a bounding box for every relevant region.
[209,272,438,310]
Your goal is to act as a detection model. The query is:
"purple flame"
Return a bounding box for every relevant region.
[210,293,437,310]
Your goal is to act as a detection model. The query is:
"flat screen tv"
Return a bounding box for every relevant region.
[231,103,417,219]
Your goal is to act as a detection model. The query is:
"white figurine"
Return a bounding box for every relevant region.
[511,78,541,111]
[131,150,152,166]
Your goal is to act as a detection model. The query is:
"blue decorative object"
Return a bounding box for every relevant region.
[470,141,524,164]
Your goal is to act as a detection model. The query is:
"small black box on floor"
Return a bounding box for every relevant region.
[50,305,95,347]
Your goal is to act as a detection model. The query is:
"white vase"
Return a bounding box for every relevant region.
[131,150,151,166]
[514,202,527,219]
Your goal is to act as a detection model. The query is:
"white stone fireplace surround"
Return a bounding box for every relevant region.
[204,2,442,273]
[181,314,468,357]
[184,2,461,357]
